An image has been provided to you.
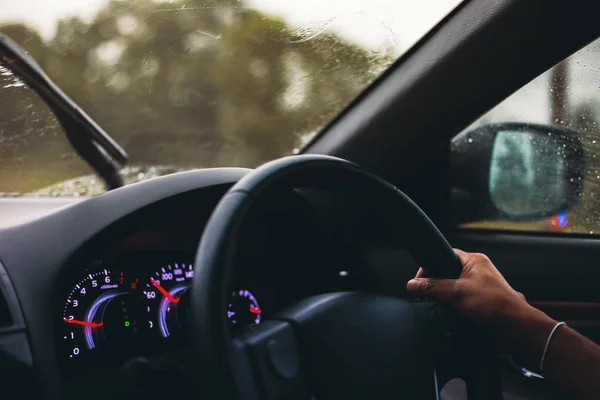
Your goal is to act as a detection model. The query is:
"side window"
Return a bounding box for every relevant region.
[451,38,600,234]
[0,61,96,196]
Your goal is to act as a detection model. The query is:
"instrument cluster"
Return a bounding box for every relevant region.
[60,253,264,372]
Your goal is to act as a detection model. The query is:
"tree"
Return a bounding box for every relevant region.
[0,0,392,192]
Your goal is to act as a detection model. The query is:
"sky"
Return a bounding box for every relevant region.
[2,0,108,39]
[0,0,462,52]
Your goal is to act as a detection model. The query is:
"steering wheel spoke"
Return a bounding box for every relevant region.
[271,292,440,399]
[231,320,310,400]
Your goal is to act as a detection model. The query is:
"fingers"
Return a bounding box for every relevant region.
[453,248,469,265]
[415,249,469,279]
[414,267,427,278]
[410,249,473,300]
[406,278,461,302]
[455,248,493,266]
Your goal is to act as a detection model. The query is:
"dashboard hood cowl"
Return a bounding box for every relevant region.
[30,165,187,197]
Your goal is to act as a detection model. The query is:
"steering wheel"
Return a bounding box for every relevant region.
[191,155,503,400]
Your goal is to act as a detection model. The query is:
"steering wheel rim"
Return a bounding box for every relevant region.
[191,155,493,399]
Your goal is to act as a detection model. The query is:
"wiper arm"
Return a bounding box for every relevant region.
[0,33,128,190]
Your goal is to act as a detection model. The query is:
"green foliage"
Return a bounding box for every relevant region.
[0,0,392,193]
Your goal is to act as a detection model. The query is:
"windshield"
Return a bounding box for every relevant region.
[1,0,461,195]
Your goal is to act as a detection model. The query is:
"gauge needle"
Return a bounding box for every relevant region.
[151,278,180,304]
[249,307,261,315]
[63,318,103,328]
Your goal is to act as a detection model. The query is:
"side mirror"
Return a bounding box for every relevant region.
[451,123,585,225]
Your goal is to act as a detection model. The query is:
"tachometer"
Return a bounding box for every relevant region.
[62,269,146,360]
[143,263,194,338]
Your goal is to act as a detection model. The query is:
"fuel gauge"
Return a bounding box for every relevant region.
[228,289,262,329]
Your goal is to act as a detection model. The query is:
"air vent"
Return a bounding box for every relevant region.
[0,287,12,327]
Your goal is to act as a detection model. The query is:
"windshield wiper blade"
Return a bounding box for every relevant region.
[0,33,128,190]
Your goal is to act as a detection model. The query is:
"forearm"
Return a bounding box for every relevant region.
[544,324,600,399]
[505,306,600,399]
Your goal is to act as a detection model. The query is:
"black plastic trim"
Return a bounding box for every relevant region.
[0,260,25,331]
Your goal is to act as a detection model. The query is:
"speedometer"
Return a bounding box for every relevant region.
[62,269,146,360]
[143,262,264,337]
[143,263,194,338]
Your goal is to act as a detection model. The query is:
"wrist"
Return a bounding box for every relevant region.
[500,303,557,371]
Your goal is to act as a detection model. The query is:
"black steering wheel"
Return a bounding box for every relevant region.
[191,155,503,400]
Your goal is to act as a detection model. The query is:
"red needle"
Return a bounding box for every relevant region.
[249,307,261,315]
[151,278,180,304]
[63,318,102,328]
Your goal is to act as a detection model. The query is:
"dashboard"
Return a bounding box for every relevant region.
[0,168,375,399]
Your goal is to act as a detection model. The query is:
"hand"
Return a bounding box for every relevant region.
[407,249,557,370]
[407,249,538,333]
[407,250,600,398]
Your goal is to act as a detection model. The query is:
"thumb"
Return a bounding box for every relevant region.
[406,278,460,301]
